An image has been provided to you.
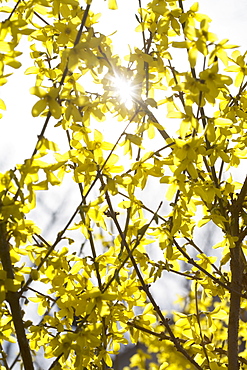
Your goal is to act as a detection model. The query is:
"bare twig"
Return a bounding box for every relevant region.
[195,282,211,369]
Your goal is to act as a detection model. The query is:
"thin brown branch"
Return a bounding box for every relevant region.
[167,268,202,280]
[102,202,162,293]
[47,353,63,370]
[173,239,237,295]
[228,208,243,370]
[27,286,56,302]
[195,282,211,369]
[233,175,247,212]
[7,0,22,20]
[215,347,247,366]
[10,293,59,369]
[184,237,226,280]
[128,320,180,342]
[120,206,132,255]
[0,343,10,370]
[132,97,171,141]
[0,222,34,370]
[227,177,247,370]
[33,11,50,25]
[32,111,52,157]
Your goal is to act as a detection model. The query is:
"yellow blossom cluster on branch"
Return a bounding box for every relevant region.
[0,0,247,369]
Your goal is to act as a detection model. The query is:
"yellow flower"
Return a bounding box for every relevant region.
[30,86,62,119]
[55,21,78,45]
[199,62,232,103]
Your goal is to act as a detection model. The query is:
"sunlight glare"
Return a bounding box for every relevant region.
[112,75,136,109]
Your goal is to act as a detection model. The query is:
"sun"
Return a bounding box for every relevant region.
[111,74,136,109]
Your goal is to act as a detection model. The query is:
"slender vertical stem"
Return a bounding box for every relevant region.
[228,179,247,370]
[0,222,34,370]
[228,238,242,370]
[195,283,211,369]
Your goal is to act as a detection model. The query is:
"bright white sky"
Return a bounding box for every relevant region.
[92,0,247,56]
[196,0,247,48]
